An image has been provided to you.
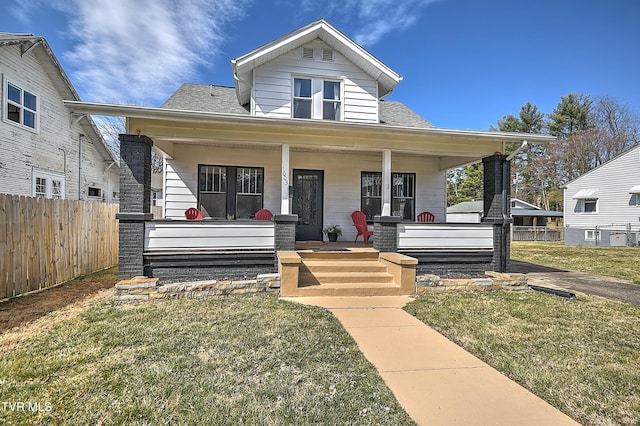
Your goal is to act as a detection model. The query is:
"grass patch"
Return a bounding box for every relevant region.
[405,291,640,425]
[0,295,414,425]
[511,242,640,284]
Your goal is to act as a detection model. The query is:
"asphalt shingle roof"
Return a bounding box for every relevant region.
[161,84,434,128]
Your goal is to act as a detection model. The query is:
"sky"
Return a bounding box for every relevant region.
[2,0,639,131]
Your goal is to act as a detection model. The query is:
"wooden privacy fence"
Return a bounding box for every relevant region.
[0,194,119,299]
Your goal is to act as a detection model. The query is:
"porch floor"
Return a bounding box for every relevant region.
[294,240,376,252]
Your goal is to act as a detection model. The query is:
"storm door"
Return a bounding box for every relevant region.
[292,169,324,241]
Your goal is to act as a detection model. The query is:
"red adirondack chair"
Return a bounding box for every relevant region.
[417,211,435,223]
[351,210,373,244]
[184,207,203,220]
[254,209,273,220]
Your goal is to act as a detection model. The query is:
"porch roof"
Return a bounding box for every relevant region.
[63,100,556,169]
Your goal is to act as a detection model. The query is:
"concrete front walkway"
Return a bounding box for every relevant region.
[283,296,580,426]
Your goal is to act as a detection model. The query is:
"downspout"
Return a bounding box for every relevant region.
[58,148,66,198]
[78,134,84,200]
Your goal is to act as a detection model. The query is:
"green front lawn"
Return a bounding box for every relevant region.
[405,291,640,426]
[511,242,640,284]
[0,295,414,425]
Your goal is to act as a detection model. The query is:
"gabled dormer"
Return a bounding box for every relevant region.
[231,19,402,124]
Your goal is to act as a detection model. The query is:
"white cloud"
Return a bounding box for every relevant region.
[54,0,249,104]
[293,0,440,47]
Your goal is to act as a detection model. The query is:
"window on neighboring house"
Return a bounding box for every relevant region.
[3,77,38,131]
[88,187,102,198]
[361,172,416,221]
[33,171,64,199]
[292,77,342,121]
[581,199,597,213]
[585,229,601,241]
[198,165,263,219]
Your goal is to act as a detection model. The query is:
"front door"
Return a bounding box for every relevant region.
[293,169,324,241]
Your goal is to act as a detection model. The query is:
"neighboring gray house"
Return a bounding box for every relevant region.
[0,33,118,201]
[446,200,483,223]
[564,144,640,246]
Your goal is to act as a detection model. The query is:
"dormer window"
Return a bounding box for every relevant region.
[323,80,341,120]
[292,77,342,121]
[293,78,312,119]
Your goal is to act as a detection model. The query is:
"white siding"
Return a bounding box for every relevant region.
[253,39,379,123]
[564,146,640,229]
[398,223,494,249]
[145,221,275,251]
[164,144,282,219]
[163,145,446,242]
[0,44,118,201]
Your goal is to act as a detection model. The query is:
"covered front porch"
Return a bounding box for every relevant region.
[62,101,555,287]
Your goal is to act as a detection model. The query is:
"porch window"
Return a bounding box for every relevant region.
[361,172,382,221]
[361,172,416,221]
[198,165,263,219]
[392,173,415,221]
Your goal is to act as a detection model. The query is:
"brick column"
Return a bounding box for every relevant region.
[482,154,510,272]
[116,134,154,279]
[274,214,298,251]
[373,216,400,252]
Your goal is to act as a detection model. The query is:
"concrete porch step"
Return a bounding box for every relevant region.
[299,271,395,285]
[291,283,408,297]
[301,260,388,273]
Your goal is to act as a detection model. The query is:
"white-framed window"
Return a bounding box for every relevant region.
[322,80,341,121]
[585,229,601,241]
[293,78,312,119]
[292,77,342,121]
[3,75,39,132]
[578,199,598,213]
[32,170,64,199]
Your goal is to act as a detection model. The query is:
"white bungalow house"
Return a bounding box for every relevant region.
[64,19,554,289]
[0,33,119,202]
[564,144,640,246]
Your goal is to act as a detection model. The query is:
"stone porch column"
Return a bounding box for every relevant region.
[482,154,511,272]
[373,216,400,252]
[116,134,154,279]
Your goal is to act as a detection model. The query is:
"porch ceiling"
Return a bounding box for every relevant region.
[63,100,556,169]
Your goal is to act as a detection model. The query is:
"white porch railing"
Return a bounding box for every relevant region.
[144,220,275,251]
[397,223,494,250]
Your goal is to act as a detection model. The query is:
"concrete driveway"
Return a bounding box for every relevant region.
[510,260,640,305]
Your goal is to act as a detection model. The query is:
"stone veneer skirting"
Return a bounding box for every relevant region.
[114,272,529,302]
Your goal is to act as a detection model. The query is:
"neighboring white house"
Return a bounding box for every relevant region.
[564,144,640,246]
[446,200,483,223]
[0,33,118,202]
